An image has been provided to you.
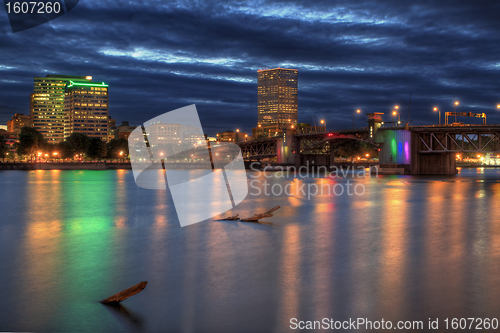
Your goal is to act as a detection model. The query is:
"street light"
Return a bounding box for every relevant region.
[433,107,441,125]
[353,109,361,130]
[497,104,500,109]
[236,129,239,133]
[391,105,400,127]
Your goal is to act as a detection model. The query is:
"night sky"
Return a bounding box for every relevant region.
[1,0,500,135]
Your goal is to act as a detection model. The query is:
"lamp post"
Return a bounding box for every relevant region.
[453,100,459,123]
[320,119,326,132]
[353,109,361,130]
[433,107,441,125]
[391,105,399,127]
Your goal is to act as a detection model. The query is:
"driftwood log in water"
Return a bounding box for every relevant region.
[218,214,239,221]
[100,281,148,304]
[240,206,281,222]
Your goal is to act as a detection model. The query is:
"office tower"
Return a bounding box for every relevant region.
[31,75,93,143]
[64,80,109,141]
[257,68,298,134]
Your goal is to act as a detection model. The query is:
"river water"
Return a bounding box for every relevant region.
[1,168,500,332]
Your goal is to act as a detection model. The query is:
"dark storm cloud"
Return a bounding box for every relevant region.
[1,0,500,134]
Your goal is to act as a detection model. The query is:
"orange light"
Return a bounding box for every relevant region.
[392,111,397,115]
[395,105,399,109]
[245,134,248,137]
[497,104,500,109]
[37,152,42,156]
[365,154,369,157]
[53,152,58,155]
[357,156,360,160]
[291,125,294,129]
[236,129,239,132]
[320,120,325,124]
[119,151,123,156]
[433,107,438,111]
[258,124,261,128]
[44,154,48,157]
[160,152,163,156]
[455,101,459,105]
[356,109,361,113]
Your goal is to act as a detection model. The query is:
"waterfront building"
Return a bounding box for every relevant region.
[216,130,249,142]
[257,68,298,136]
[31,75,93,143]
[64,80,109,141]
[116,121,137,140]
[7,113,30,134]
[0,125,7,131]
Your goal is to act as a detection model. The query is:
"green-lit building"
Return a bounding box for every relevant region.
[64,80,109,141]
[30,75,109,143]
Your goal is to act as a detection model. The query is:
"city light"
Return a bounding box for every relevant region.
[394,105,399,109]
[53,152,58,156]
[236,129,239,132]
[433,107,438,111]
[160,152,163,156]
[258,124,261,128]
[366,154,370,157]
[320,120,324,124]
[497,104,500,109]
[392,111,397,116]
[455,101,459,105]
[356,109,361,113]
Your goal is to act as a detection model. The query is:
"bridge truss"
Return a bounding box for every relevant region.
[414,129,500,153]
[239,138,277,159]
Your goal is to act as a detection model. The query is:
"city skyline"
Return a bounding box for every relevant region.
[1,1,500,135]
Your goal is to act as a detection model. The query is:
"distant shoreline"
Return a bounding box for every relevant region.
[0,161,498,171]
[0,161,132,170]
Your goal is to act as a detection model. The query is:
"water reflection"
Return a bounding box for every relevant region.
[1,169,500,332]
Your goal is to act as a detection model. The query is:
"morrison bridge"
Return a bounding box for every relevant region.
[236,112,500,175]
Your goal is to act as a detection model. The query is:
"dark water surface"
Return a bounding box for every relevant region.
[1,168,500,332]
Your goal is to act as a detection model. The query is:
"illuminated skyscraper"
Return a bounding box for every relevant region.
[257,68,298,134]
[30,75,93,143]
[64,80,109,141]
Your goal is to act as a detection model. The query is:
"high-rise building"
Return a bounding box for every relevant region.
[257,68,298,135]
[31,75,94,143]
[107,116,116,142]
[64,80,109,141]
[7,113,30,133]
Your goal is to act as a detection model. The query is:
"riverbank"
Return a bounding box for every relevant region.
[0,161,132,170]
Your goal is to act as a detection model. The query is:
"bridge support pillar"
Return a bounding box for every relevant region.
[277,129,296,164]
[410,152,456,175]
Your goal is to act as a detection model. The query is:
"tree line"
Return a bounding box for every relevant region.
[0,127,129,161]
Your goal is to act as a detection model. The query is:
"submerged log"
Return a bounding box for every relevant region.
[218,214,239,221]
[240,206,281,222]
[100,281,148,304]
